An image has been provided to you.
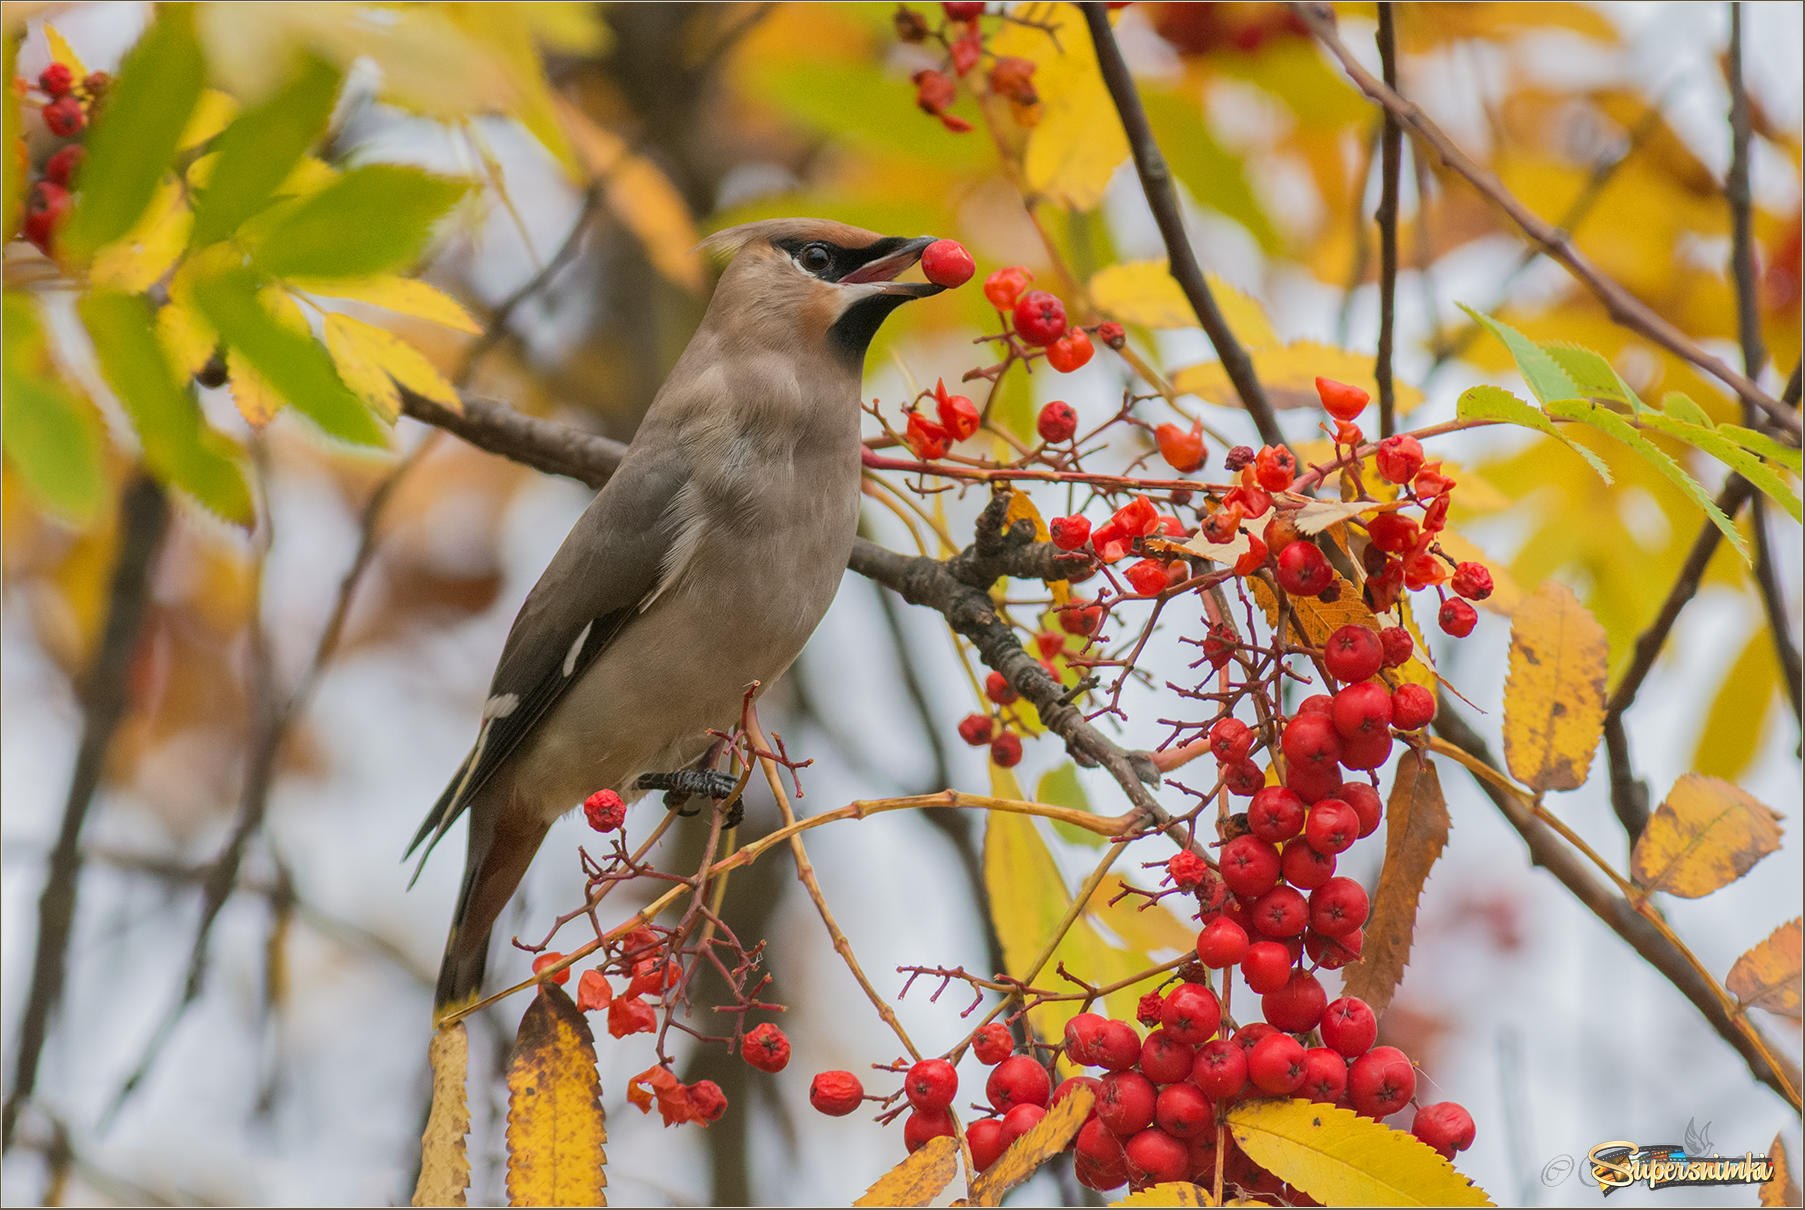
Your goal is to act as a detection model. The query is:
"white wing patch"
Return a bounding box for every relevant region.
[483,692,520,720]
[562,621,594,677]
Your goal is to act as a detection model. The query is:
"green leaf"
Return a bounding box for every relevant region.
[1455,385,1612,483]
[189,55,342,247]
[1633,409,1802,522]
[2,294,107,524]
[1540,341,1646,411]
[189,265,386,446]
[1142,87,1282,254]
[1546,397,1748,563]
[1459,304,1579,405]
[76,291,253,525]
[1037,763,1105,848]
[1721,423,1804,474]
[1658,390,1713,428]
[60,8,206,261]
[246,163,470,279]
[3,33,23,240]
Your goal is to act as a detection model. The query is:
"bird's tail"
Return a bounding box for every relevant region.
[434,784,550,1016]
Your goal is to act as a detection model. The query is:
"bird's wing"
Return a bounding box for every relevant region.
[406,443,691,875]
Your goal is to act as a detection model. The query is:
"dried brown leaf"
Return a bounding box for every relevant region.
[413,1023,470,1207]
[853,1134,960,1207]
[1340,752,1448,1016]
[1727,918,1802,1020]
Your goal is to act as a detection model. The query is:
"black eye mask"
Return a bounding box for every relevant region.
[773,236,912,283]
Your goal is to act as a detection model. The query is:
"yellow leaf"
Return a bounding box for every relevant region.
[156,301,218,381]
[1341,752,1448,1017]
[444,5,581,180]
[179,89,239,151]
[853,1134,958,1208]
[1692,627,1777,780]
[557,96,703,292]
[90,178,190,292]
[1502,580,1607,794]
[1112,1182,1216,1206]
[1088,261,1276,346]
[1173,342,1424,414]
[323,313,459,423]
[1727,918,1802,1020]
[224,288,310,426]
[505,985,607,1208]
[289,275,482,334]
[413,1024,470,1207]
[1227,1100,1492,1206]
[1762,1133,1800,1208]
[42,24,88,78]
[990,4,1127,210]
[1630,774,1783,898]
[971,1086,1094,1206]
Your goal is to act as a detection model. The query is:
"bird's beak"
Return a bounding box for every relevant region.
[841,236,945,297]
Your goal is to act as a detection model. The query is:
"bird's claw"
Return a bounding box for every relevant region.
[638,769,741,823]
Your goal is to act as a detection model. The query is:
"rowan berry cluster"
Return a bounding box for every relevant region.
[895,3,1042,134]
[13,59,106,256]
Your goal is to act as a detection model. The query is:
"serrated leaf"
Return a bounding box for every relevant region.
[1455,385,1612,483]
[1540,342,1645,410]
[323,313,459,423]
[190,265,386,446]
[1503,580,1607,794]
[288,275,481,334]
[1633,407,1802,522]
[225,286,308,426]
[412,1024,470,1207]
[1726,918,1801,1020]
[989,3,1126,211]
[90,176,190,292]
[1658,391,1713,428]
[853,1134,958,1207]
[1762,1133,1800,1207]
[76,291,254,525]
[1340,752,1447,1017]
[60,7,205,261]
[1112,1182,1217,1206]
[1226,1099,1492,1206]
[2,293,107,525]
[1088,261,1276,345]
[1630,774,1782,898]
[1546,397,1749,562]
[156,300,218,381]
[1175,341,1424,414]
[248,164,469,280]
[971,1086,1094,1205]
[1721,423,1803,473]
[190,55,342,247]
[505,985,606,1207]
[1459,305,1579,406]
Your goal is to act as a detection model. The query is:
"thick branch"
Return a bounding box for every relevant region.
[1373,3,1402,439]
[1080,1,1285,450]
[1293,3,1798,438]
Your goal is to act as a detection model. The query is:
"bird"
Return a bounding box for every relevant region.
[408,218,947,1014]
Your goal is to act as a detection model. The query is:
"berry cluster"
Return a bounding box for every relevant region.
[897,3,1042,134]
[13,59,106,256]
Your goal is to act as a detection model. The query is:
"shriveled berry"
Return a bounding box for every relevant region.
[1451,561,1493,601]
[957,713,996,746]
[1320,996,1378,1057]
[937,390,980,441]
[1208,717,1254,764]
[1240,940,1293,995]
[1378,626,1415,668]
[990,732,1023,768]
[584,788,627,832]
[904,1058,959,1111]
[906,411,950,459]
[1160,983,1221,1045]
[1253,445,1296,492]
[575,969,613,1012]
[984,670,1018,706]
[1046,328,1094,372]
[1248,1034,1308,1095]
[1411,1102,1477,1158]
[1050,514,1091,550]
[967,1117,1007,1171]
[1438,597,1478,637]
[38,62,74,96]
[1366,512,1420,555]
[1037,399,1078,443]
[1135,990,1167,1028]
[984,265,1033,310]
[688,1079,728,1122]
[1315,377,1369,422]
[905,1107,956,1152]
[1195,916,1248,968]
[1059,598,1102,636]
[1096,320,1126,349]
[920,238,974,287]
[1374,434,1424,484]
[1125,558,1170,596]
[607,995,657,1037]
[1097,1069,1157,1135]
[1155,421,1206,473]
[1166,849,1208,890]
[973,1021,1014,1065]
[743,1022,791,1073]
[1275,540,1332,596]
[986,1054,1052,1111]
[1390,682,1435,730]
[1013,289,1067,346]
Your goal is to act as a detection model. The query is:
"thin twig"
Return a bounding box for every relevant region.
[1079,1,1285,449]
[1373,3,1402,439]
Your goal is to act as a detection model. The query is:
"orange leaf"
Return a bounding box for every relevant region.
[1726,918,1802,1020]
[1630,774,1783,898]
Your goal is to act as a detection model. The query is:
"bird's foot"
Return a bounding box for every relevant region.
[638,769,741,824]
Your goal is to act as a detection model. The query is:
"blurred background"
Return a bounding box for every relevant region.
[1,2,1799,1204]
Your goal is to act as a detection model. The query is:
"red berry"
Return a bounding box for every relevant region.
[1337,780,1384,838]
[743,1022,791,1073]
[1074,1118,1131,1191]
[607,995,657,1037]
[905,1107,956,1152]
[972,1021,1014,1065]
[1231,1022,1278,1057]
[1304,799,1359,856]
[1366,512,1420,555]
[1050,514,1091,550]
[1300,1046,1349,1104]
[1415,463,1456,498]
[1140,1029,1197,1084]
[1339,727,1393,771]
[1054,1074,1102,1106]
[957,713,995,746]
[1248,786,1305,843]
[1160,983,1221,1046]
[1374,434,1424,484]
[1094,1019,1143,1071]
[42,94,83,137]
[582,788,626,833]
[1208,717,1254,764]
[1096,1069,1157,1135]
[1285,758,1341,805]
[1219,835,1281,898]
[1282,712,1342,774]
[38,62,73,96]
[983,265,1033,310]
[920,238,974,288]
[1155,421,1206,473]
[904,1058,959,1111]
[1347,1046,1415,1119]
[1390,682,1435,730]
[1250,885,1308,938]
[1125,1127,1190,1185]
[1331,681,1392,740]
[1262,969,1327,1033]
[1037,399,1078,443]
[1096,321,1126,349]
[1059,598,1102,636]
[989,732,1023,767]
[984,670,1018,706]
[906,411,950,459]
[1248,1034,1308,1095]
[1154,1082,1214,1139]
[1451,561,1493,601]
[988,54,1038,102]
[1275,539,1332,596]
[1438,597,1478,637]
[942,1,987,19]
[1324,625,1384,684]
[42,143,83,186]
[1222,759,1265,797]
[1309,877,1369,936]
[532,952,571,985]
[1125,558,1170,596]
[1315,377,1369,422]
[1320,997,1378,1058]
[1190,1037,1247,1099]
[1195,916,1248,968]
[1411,1102,1477,1159]
[1135,990,1167,1027]
[1046,329,1094,372]
[1240,940,1293,995]
[937,392,980,441]
[986,1054,1051,1111]
[1306,927,1364,970]
[688,1078,728,1122]
[1000,1103,1047,1147]
[1378,625,1415,668]
[1253,445,1296,492]
[575,969,613,1012]
[1166,850,1208,891]
[1012,289,1067,345]
[967,1117,1007,1171]
[1280,840,1336,890]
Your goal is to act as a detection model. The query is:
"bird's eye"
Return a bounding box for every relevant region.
[798,243,834,275]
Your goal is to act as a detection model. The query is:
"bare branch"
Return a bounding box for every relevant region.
[1373,3,1402,438]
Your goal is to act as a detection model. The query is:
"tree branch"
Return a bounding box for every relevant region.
[1079,1,1285,450]
[1373,2,1402,439]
